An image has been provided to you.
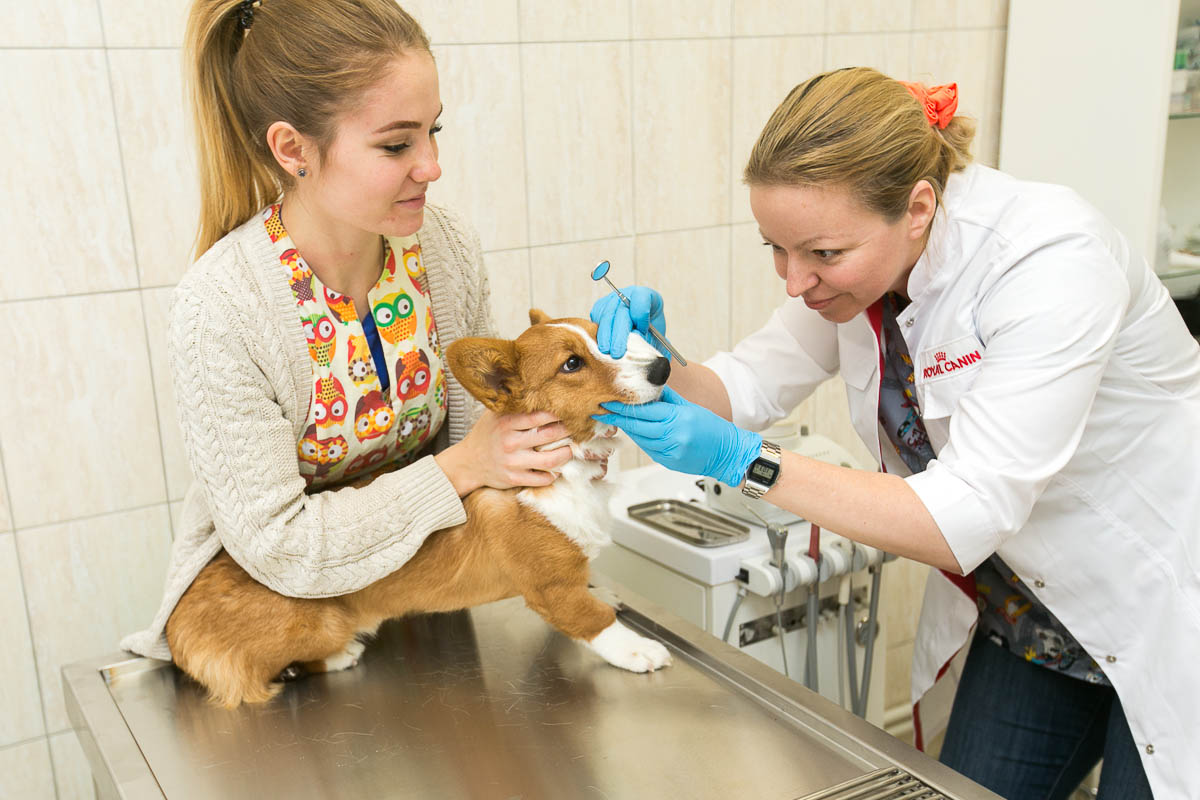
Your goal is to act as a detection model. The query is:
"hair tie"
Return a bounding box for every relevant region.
[237,0,259,32]
[899,81,958,129]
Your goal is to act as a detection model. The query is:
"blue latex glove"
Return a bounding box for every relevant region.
[589,286,668,360]
[595,387,763,487]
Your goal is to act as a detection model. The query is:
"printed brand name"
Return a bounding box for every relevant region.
[922,350,981,379]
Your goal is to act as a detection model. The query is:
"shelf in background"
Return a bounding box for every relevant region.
[1158,252,1200,300]
[1169,110,1200,119]
[1159,265,1200,280]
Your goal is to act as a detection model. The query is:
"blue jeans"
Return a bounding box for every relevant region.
[938,634,1153,800]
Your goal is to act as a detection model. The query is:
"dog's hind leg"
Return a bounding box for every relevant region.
[168,552,368,706]
[300,637,366,674]
[274,628,370,684]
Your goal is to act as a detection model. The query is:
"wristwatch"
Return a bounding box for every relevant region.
[741,440,782,499]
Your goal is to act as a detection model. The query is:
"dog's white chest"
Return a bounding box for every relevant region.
[517,456,614,559]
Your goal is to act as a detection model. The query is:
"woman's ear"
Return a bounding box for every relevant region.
[265,121,312,180]
[906,179,937,241]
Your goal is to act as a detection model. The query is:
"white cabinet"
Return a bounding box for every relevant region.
[998,0,1181,266]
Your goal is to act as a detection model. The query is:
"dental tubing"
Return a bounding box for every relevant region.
[727,519,884,715]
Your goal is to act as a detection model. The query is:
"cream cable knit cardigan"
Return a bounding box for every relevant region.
[122,204,493,661]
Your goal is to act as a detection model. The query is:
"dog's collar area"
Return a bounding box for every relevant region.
[582,450,610,479]
[527,433,616,482]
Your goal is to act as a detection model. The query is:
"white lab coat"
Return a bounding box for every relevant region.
[706,164,1200,799]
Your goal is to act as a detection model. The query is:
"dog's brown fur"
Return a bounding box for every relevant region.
[167,311,662,707]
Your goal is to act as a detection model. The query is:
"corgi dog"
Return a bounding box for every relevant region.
[166,310,673,707]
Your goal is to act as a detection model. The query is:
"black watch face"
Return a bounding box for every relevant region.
[750,460,778,482]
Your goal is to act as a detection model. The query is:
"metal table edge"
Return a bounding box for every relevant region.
[591,570,1003,800]
[63,654,166,799]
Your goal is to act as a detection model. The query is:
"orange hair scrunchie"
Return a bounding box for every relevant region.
[899,81,958,129]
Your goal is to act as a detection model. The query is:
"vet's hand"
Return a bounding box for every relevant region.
[590,285,668,360]
[594,387,762,487]
[437,410,573,496]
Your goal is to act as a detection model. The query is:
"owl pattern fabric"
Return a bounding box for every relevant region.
[262,204,448,488]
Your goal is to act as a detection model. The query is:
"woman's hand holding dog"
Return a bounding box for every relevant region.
[435,410,573,496]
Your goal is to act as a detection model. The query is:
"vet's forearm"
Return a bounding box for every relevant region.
[766,452,961,573]
[667,360,959,571]
[667,361,733,421]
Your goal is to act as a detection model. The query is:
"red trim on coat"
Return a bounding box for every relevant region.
[868,300,978,752]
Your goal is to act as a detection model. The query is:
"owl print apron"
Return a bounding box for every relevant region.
[262,205,448,489]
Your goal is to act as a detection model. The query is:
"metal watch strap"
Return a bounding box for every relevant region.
[741,440,782,500]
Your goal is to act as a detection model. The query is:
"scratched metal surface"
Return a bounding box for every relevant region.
[101,597,869,799]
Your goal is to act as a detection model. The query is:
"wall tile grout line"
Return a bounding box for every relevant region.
[0,732,56,754]
[0,45,176,50]
[138,293,178,547]
[12,500,174,537]
[1,285,154,306]
[482,221,765,258]
[628,0,638,284]
[514,2,535,318]
[726,2,735,353]
[902,3,912,80]
[0,446,50,764]
[823,0,832,79]
[0,441,16,543]
[908,2,915,74]
[98,17,176,551]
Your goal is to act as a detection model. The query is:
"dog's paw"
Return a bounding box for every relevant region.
[586,620,673,673]
[322,639,366,673]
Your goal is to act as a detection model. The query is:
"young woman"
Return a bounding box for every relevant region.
[123,0,570,662]
[593,68,1199,799]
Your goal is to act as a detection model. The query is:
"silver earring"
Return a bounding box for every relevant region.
[297,167,307,178]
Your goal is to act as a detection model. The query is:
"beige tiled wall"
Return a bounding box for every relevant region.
[0,0,1006,794]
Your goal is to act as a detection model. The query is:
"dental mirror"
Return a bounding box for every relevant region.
[590,260,687,366]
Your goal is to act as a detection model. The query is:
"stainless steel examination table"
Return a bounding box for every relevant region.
[63,577,1000,800]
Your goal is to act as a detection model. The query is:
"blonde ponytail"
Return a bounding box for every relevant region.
[186,1,278,257]
[938,115,976,175]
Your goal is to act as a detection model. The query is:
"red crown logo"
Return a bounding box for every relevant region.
[935,351,946,362]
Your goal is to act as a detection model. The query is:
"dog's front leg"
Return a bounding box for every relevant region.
[499,513,672,673]
[521,578,672,673]
[584,618,674,673]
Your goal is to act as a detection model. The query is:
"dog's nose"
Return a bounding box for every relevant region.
[647,357,671,386]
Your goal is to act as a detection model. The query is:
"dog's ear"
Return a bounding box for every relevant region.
[445,337,521,412]
[528,308,551,326]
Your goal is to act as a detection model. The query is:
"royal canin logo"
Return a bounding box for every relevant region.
[923,349,981,379]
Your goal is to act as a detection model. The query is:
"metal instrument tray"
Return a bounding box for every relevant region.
[627,498,749,547]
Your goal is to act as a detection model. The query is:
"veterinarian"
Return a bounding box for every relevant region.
[593,67,1200,800]
[123,1,571,661]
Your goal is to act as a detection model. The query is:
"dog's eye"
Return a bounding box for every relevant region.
[561,355,584,373]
